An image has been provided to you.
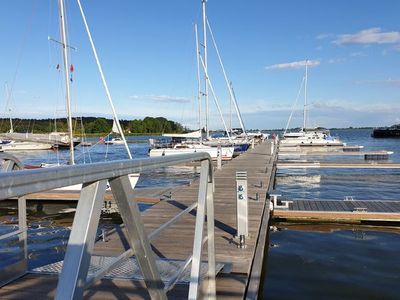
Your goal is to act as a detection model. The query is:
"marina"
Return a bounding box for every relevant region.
[1,129,399,299]
[0,0,399,298]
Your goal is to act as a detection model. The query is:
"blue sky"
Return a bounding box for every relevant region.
[0,0,399,130]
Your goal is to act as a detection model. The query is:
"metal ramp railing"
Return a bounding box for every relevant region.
[0,153,28,288]
[0,153,216,299]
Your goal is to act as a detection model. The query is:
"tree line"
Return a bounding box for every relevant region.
[0,117,187,135]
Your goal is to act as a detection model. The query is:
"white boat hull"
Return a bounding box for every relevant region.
[280,139,344,146]
[281,130,344,147]
[149,146,234,160]
[0,141,53,151]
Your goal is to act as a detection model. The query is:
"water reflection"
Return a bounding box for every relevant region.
[264,223,400,300]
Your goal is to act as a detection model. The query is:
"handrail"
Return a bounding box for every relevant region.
[0,152,212,200]
[0,153,28,288]
[0,152,215,300]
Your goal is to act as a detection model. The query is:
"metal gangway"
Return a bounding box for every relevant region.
[0,153,217,299]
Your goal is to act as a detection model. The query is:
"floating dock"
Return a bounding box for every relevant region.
[279,150,393,160]
[273,199,400,224]
[277,162,400,169]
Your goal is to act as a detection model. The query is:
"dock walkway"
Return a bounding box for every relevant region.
[0,141,275,299]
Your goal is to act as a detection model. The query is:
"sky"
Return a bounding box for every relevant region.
[0,0,399,130]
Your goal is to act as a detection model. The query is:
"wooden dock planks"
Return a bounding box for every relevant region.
[273,199,400,223]
[0,141,275,299]
[19,187,171,204]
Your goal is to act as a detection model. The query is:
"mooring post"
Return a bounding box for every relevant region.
[236,171,248,248]
[217,146,222,170]
[251,139,255,149]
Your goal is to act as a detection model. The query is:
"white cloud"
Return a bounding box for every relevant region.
[265,60,320,70]
[328,58,346,64]
[316,33,333,40]
[334,27,400,45]
[130,94,191,103]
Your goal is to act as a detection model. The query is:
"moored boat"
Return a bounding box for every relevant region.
[281,128,345,146]
[372,125,400,138]
[149,142,234,160]
[149,130,235,160]
[0,140,53,151]
[280,60,344,147]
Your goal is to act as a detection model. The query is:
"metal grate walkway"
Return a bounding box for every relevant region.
[31,256,224,285]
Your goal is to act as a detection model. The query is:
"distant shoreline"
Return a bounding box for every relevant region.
[0,117,376,134]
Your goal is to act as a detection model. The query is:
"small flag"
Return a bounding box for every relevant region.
[56,64,60,70]
[70,64,74,73]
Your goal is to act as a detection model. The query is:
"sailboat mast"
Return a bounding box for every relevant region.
[303,59,308,131]
[229,85,232,133]
[202,0,209,139]
[58,0,75,165]
[194,24,202,134]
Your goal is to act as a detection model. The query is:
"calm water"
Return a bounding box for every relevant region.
[263,129,400,299]
[0,135,197,269]
[2,131,400,298]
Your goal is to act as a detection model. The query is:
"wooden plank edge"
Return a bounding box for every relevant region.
[245,151,277,299]
[273,210,400,223]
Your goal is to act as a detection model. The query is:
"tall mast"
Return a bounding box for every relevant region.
[303,59,308,131]
[229,85,232,133]
[194,24,202,133]
[58,0,75,165]
[202,0,209,139]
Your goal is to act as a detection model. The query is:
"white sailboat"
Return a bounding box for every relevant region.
[281,60,344,147]
[149,0,236,160]
[104,122,127,145]
[0,140,53,151]
[149,130,234,160]
[1,86,55,151]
